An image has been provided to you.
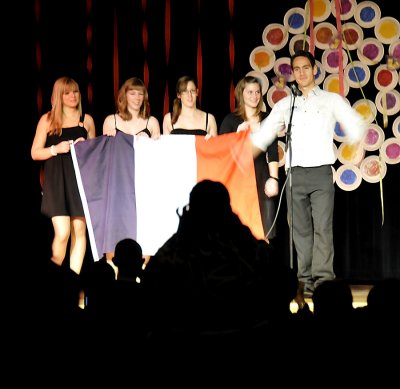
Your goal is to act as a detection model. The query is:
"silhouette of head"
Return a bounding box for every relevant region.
[113,238,144,280]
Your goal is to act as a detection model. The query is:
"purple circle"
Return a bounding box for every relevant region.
[386,143,400,159]
[340,169,357,184]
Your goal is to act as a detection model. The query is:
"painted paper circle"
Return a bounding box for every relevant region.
[313,22,338,50]
[379,137,400,164]
[373,64,399,91]
[262,23,289,51]
[323,73,349,96]
[312,0,331,22]
[330,0,357,21]
[333,122,347,142]
[352,99,377,124]
[332,142,338,163]
[249,46,275,73]
[388,41,400,67]
[375,90,400,116]
[322,48,348,73]
[273,57,294,83]
[392,116,400,139]
[246,70,270,96]
[283,7,309,35]
[374,16,400,45]
[357,37,384,65]
[335,164,362,191]
[314,60,326,86]
[266,85,290,109]
[289,34,310,56]
[360,155,387,183]
[337,142,365,166]
[362,123,385,151]
[342,22,364,50]
[354,1,381,28]
[277,140,286,167]
[344,61,371,88]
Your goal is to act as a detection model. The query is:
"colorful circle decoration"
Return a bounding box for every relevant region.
[389,40,400,62]
[374,16,400,45]
[392,116,400,139]
[360,155,387,183]
[314,60,326,86]
[330,0,357,21]
[344,61,370,88]
[262,23,289,51]
[342,22,364,50]
[277,140,286,167]
[373,64,399,91]
[312,0,331,22]
[335,164,362,191]
[323,73,349,96]
[379,138,400,164]
[273,57,294,83]
[337,142,365,166]
[266,85,290,109]
[249,46,275,73]
[333,122,347,142]
[354,1,381,28]
[362,124,385,151]
[283,7,309,35]
[322,48,348,73]
[352,99,377,124]
[313,22,338,50]
[375,90,400,116]
[357,37,384,65]
[289,34,310,56]
[246,70,269,96]
[247,0,400,191]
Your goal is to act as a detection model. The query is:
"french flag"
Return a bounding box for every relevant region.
[71,130,263,259]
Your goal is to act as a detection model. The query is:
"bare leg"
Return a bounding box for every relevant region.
[69,217,87,275]
[51,216,71,267]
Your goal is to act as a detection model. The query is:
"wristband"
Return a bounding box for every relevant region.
[50,145,58,156]
[269,176,278,182]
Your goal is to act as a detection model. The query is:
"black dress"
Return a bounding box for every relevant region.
[41,116,88,218]
[219,112,279,239]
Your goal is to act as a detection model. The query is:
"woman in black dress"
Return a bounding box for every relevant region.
[219,75,279,242]
[31,76,96,274]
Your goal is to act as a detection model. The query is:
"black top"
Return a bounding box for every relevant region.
[115,114,151,137]
[170,113,208,136]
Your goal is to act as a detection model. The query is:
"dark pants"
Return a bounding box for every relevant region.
[286,165,335,291]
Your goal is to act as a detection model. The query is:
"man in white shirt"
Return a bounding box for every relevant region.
[252,50,367,303]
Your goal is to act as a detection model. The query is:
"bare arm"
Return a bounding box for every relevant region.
[103,114,117,136]
[149,116,161,139]
[31,115,73,160]
[162,113,172,135]
[206,113,218,138]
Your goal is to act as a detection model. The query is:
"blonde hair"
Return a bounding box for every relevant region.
[47,77,82,136]
[117,77,149,121]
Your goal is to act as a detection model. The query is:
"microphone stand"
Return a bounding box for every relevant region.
[286,93,297,269]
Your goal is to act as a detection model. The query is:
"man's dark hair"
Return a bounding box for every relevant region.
[291,50,316,68]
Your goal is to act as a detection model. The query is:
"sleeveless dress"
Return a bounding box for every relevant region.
[41,115,88,218]
[114,114,151,137]
[170,113,208,136]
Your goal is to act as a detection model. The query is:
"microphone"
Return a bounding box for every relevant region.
[290,83,302,97]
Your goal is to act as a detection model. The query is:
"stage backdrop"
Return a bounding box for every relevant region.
[18,0,400,280]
